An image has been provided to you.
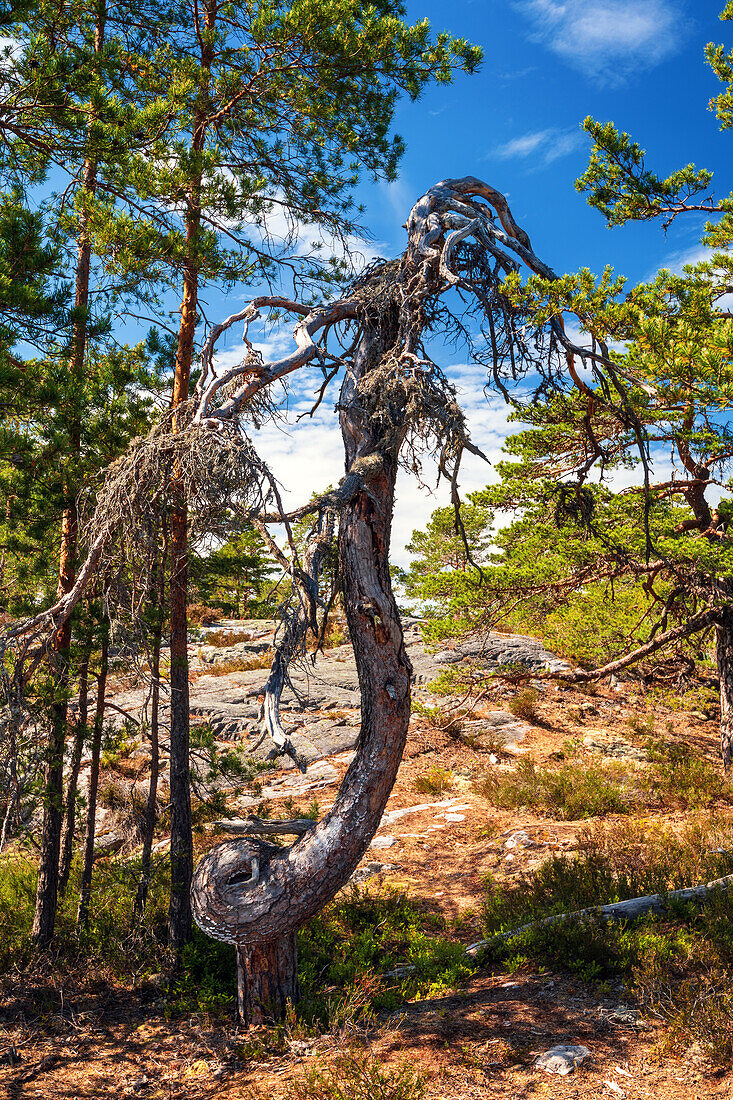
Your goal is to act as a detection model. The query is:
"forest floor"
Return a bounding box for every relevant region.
[1,622,732,1099]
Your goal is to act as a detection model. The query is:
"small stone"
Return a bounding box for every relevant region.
[444,813,465,822]
[504,830,533,850]
[535,1045,590,1076]
[370,835,396,849]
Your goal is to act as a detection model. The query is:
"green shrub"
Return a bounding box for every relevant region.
[644,737,726,809]
[477,817,733,1062]
[0,853,171,982]
[508,688,540,722]
[298,886,473,1024]
[168,928,236,1013]
[475,757,630,819]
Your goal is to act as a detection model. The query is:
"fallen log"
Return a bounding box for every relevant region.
[209,816,317,838]
[465,872,733,957]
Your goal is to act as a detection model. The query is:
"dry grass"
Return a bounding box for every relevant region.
[188,603,226,626]
[206,650,274,676]
[413,765,454,796]
[203,628,253,647]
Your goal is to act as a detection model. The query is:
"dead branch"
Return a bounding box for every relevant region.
[211,816,316,837]
[466,872,733,957]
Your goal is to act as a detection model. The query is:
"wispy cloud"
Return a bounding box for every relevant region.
[490,127,584,167]
[516,0,684,85]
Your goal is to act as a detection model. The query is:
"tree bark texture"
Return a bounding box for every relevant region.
[191,325,412,1018]
[236,933,298,1026]
[32,543,77,945]
[77,633,108,928]
[168,248,198,952]
[167,1,217,956]
[58,645,91,896]
[32,1,104,948]
[135,554,164,916]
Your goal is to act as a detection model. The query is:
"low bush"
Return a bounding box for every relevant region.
[286,1051,425,1100]
[479,818,733,1061]
[413,765,454,796]
[298,886,473,1024]
[508,688,540,722]
[188,603,226,625]
[207,650,274,675]
[475,757,630,819]
[204,629,253,647]
[643,737,726,809]
[0,853,171,982]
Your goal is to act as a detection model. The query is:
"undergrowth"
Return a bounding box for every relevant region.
[298,886,473,1026]
[480,817,733,1063]
[475,757,630,819]
[286,1050,425,1100]
[475,738,728,819]
[0,858,469,1028]
[413,765,454,796]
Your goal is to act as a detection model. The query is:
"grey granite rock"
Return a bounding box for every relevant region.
[535,1045,590,1075]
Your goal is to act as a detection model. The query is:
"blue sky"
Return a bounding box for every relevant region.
[364,0,729,282]
[247,1,733,563]
[15,3,725,561]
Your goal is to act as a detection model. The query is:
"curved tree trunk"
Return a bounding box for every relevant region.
[192,325,412,1024]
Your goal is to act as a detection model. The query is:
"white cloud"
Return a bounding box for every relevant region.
[490,127,584,167]
[516,0,683,84]
[213,343,511,566]
[651,243,711,277]
[248,194,385,273]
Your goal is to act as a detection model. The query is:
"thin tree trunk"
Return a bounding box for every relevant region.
[58,644,91,896]
[77,632,108,928]
[168,501,192,954]
[32,0,105,948]
[718,619,733,772]
[135,533,166,917]
[0,737,18,854]
[167,1,215,959]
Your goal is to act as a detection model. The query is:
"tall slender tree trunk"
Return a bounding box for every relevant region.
[58,643,92,896]
[167,0,215,958]
[32,0,105,948]
[167,252,197,955]
[136,532,166,916]
[77,631,108,928]
[0,725,18,853]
